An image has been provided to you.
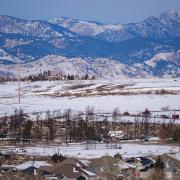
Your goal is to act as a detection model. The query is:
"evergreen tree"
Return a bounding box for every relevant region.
[51,153,66,163]
[154,156,165,170]
[28,75,33,81]
[47,70,51,77]
[85,74,89,80]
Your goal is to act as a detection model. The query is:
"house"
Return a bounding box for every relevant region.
[20,166,37,176]
[108,131,124,140]
[0,165,17,173]
[161,154,180,179]
[89,156,122,180]
[37,158,98,180]
[38,164,82,179]
[14,160,52,176]
[117,160,135,178]
[124,157,155,171]
[0,174,24,180]
[136,157,155,171]
[79,168,98,180]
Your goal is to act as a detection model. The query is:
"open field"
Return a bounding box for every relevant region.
[0,78,180,178]
[0,143,179,159]
[0,78,180,117]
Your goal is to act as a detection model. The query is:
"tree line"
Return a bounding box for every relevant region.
[0,70,95,82]
[0,108,179,145]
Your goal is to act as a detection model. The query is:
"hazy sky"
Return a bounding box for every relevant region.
[0,0,179,23]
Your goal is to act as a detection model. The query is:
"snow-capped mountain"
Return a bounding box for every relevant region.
[0,15,78,38]
[96,10,180,42]
[49,17,123,37]
[0,10,179,78]
[49,10,179,42]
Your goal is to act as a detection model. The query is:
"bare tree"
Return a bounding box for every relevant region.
[45,110,57,142]
[22,120,33,145]
[64,109,72,143]
[134,117,140,138]
[112,107,120,130]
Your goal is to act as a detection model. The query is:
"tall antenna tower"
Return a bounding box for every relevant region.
[17,48,21,104]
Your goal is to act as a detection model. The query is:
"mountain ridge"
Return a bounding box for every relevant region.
[0,10,179,78]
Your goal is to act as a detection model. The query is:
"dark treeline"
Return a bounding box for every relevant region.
[0,70,95,82]
[0,108,179,146]
[0,76,12,82]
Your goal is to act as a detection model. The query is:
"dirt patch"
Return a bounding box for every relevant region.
[63,83,95,90]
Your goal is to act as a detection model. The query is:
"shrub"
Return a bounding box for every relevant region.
[123,111,129,116]
[51,154,59,163]
[51,153,66,163]
[154,156,165,170]
[114,153,122,160]
[172,129,180,142]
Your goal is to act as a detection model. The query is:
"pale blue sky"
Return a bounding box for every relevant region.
[0,0,179,23]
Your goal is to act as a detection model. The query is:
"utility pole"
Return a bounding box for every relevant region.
[17,48,21,104]
[93,60,97,80]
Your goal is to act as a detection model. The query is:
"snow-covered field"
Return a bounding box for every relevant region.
[0,143,179,159]
[0,79,179,160]
[0,78,180,116]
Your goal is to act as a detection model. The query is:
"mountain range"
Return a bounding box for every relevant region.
[0,10,179,78]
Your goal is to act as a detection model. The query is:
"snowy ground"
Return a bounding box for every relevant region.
[1,161,52,170]
[0,143,179,159]
[15,161,52,170]
[0,78,180,117]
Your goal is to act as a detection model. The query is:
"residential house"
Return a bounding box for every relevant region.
[89,155,123,180]
[37,158,98,180]
[108,131,125,141]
